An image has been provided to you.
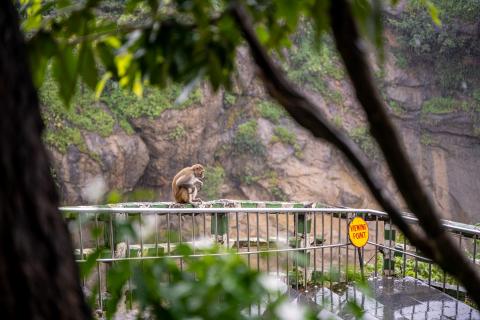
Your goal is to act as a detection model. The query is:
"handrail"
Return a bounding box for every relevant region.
[59,205,480,237]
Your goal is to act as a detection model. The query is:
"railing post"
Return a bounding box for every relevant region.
[383,221,396,276]
[211,203,229,244]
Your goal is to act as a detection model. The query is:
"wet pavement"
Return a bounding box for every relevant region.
[300,276,480,319]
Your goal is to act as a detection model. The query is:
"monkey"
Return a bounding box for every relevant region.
[172,164,205,205]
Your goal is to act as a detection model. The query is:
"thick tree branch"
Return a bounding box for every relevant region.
[230,4,432,259]
[329,0,480,305]
[231,2,480,306]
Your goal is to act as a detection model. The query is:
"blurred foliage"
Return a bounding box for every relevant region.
[101,246,286,320]
[19,0,419,109]
[80,237,317,320]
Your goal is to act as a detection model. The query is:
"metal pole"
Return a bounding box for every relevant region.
[358,247,365,281]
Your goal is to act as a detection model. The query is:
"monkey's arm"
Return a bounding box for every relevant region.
[175,174,194,188]
[194,178,203,189]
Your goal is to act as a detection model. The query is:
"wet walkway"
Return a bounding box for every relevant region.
[300,276,480,319]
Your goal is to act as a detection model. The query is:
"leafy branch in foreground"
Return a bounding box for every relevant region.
[86,243,316,320]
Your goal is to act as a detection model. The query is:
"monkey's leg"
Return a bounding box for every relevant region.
[187,187,202,207]
[192,186,203,203]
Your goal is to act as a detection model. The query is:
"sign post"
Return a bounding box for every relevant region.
[349,216,369,280]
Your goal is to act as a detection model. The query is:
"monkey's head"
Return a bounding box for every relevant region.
[192,164,205,179]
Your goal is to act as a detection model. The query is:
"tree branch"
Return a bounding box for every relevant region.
[329,0,480,304]
[230,4,431,258]
[231,2,480,306]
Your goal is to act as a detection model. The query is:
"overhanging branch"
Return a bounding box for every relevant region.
[230,4,431,257]
[231,1,480,306]
[329,0,480,305]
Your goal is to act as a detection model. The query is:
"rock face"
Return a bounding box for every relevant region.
[48,37,480,224]
[50,129,149,204]
[130,85,224,197]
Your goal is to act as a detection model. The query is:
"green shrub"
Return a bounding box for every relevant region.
[40,69,202,154]
[223,92,237,105]
[202,165,225,199]
[271,126,303,158]
[102,84,201,119]
[90,244,316,320]
[389,100,405,116]
[258,100,285,123]
[420,133,435,146]
[421,97,457,114]
[389,0,480,93]
[169,125,187,141]
[272,126,296,145]
[43,126,86,154]
[349,126,380,159]
[232,120,265,155]
[285,30,345,107]
[271,186,288,201]
[333,114,343,127]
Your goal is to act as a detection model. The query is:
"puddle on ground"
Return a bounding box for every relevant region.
[289,276,480,320]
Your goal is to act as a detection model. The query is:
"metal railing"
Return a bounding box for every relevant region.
[61,201,480,310]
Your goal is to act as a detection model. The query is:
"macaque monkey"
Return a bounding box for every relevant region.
[172,164,205,205]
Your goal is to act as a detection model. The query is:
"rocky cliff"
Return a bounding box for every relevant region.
[45,11,480,223]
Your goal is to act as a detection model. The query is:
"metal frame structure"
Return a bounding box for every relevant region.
[61,202,480,311]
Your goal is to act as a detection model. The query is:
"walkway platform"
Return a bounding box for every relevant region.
[295,277,480,319]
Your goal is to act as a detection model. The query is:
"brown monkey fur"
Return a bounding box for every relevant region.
[172,164,204,204]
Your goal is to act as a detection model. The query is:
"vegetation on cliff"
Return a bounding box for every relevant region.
[389,0,480,119]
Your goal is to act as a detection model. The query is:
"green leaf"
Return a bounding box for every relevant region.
[276,0,302,29]
[21,0,42,31]
[79,248,103,278]
[105,261,131,319]
[311,0,331,36]
[52,46,78,107]
[78,43,98,90]
[105,189,122,204]
[207,52,222,90]
[96,42,116,73]
[132,71,143,97]
[255,24,270,45]
[426,1,442,26]
[115,52,133,78]
[27,31,57,88]
[95,72,112,99]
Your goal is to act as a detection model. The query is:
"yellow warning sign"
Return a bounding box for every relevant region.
[349,217,369,248]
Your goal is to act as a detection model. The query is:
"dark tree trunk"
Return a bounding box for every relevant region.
[0,2,90,319]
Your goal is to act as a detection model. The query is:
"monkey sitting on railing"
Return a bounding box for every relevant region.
[171,164,204,206]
